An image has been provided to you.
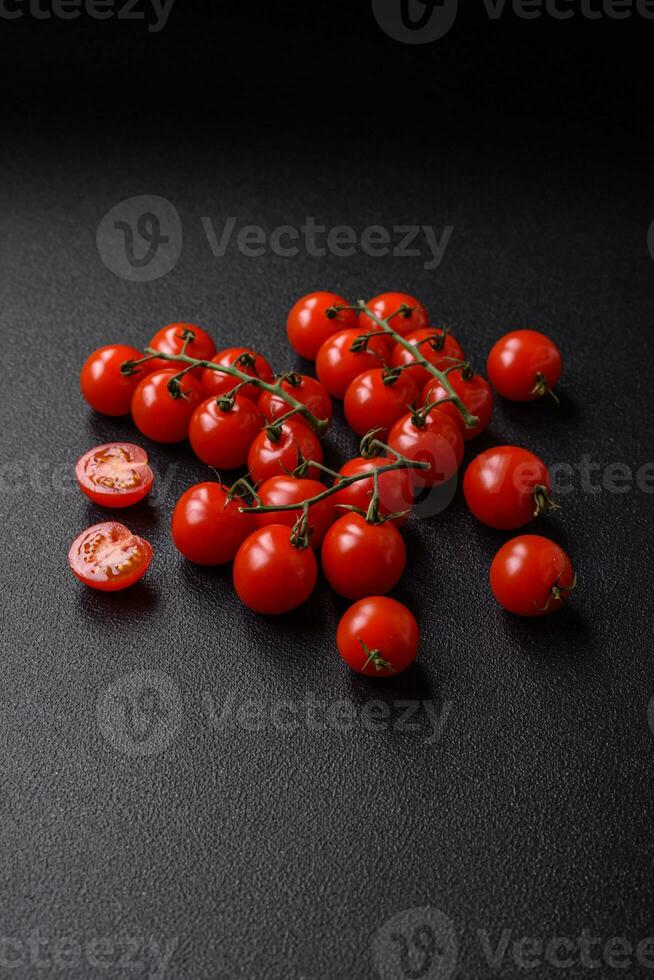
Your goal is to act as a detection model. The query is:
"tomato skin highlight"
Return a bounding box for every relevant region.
[233,525,318,614]
[258,375,332,426]
[286,291,357,361]
[252,476,336,547]
[391,329,466,388]
[75,443,153,508]
[247,418,324,485]
[359,292,429,338]
[344,369,419,438]
[337,596,419,676]
[463,445,552,530]
[388,410,464,488]
[68,521,152,591]
[422,370,494,441]
[189,395,263,469]
[201,347,274,402]
[321,513,406,600]
[487,329,562,401]
[147,322,216,375]
[490,535,575,616]
[315,328,390,399]
[171,482,254,565]
[80,344,145,416]
[331,457,413,526]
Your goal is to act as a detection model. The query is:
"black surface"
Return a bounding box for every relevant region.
[2,3,654,979]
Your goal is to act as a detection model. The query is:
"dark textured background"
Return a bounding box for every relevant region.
[1,2,654,978]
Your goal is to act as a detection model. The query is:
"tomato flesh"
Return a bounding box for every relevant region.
[68,522,152,591]
[76,443,153,508]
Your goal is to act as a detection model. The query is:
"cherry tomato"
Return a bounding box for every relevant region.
[359,292,429,338]
[331,457,413,526]
[344,369,419,438]
[80,344,145,416]
[252,476,336,547]
[201,347,274,402]
[247,418,324,485]
[286,291,358,361]
[147,322,216,374]
[487,329,562,401]
[315,328,391,398]
[131,369,203,444]
[171,482,254,565]
[321,513,406,600]
[337,596,419,676]
[68,521,152,591]
[422,370,494,440]
[75,443,153,508]
[390,328,466,388]
[189,395,263,469]
[258,375,332,426]
[233,525,318,614]
[490,535,575,616]
[388,409,464,488]
[463,445,555,530]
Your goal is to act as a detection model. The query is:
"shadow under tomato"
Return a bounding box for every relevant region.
[75,578,160,620]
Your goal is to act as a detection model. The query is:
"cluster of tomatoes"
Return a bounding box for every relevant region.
[71,290,575,677]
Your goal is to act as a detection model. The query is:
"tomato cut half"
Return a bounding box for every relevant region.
[75,443,154,508]
[68,522,153,591]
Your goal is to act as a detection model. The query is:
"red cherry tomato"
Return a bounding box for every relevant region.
[252,476,336,547]
[337,596,419,676]
[68,521,152,591]
[331,457,413,526]
[487,329,562,401]
[189,395,263,469]
[80,344,145,416]
[359,292,429,338]
[201,347,274,402]
[171,482,254,565]
[247,418,324,485]
[75,443,153,508]
[258,375,332,426]
[321,513,406,600]
[422,369,494,440]
[286,291,358,361]
[131,369,203,443]
[315,328,391,398]
[463,446,555,530]
[344,369,419,438]
[233,525,318,614]
[388,410,464,488]
[490,535,575,616]
[390,328,466,388]
[147,322,216,374]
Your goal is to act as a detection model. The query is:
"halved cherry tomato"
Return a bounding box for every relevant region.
[131,369,203,444]
[321,513,406,599]
[76,443,153,508]
[359,292,429,338]
[68,521,152,591]
[331,457,413,526]
[463,446,555,530]
[258,375,332,426]
[252,476,336,547]
[490,535,575,616]
[147,322,216,374]
[247,418,324,485]
[233,525,318,614]
[189,395,263,469]
[337,596,419,676]
[487,330,562,401]
[344,369,419,438]
[171,482,254,565]
[422,369,493,440]
[80,344,145,416]
[287,291,357,361]
[315,328,390,398]
[390,328,465,388]
[388,409,464,488]
[201,347,274,401]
